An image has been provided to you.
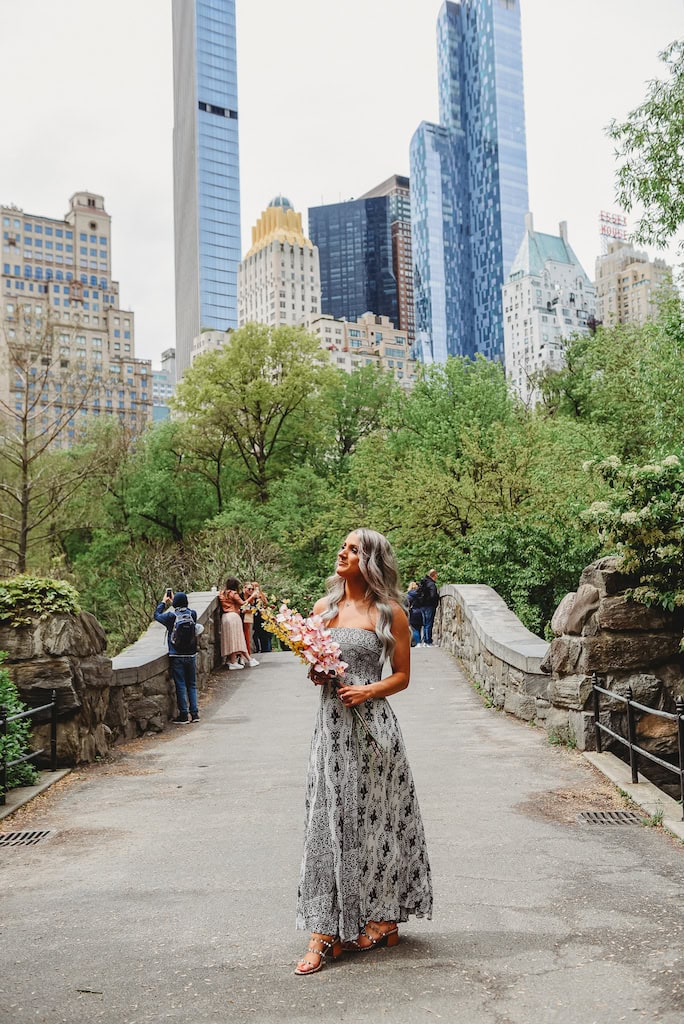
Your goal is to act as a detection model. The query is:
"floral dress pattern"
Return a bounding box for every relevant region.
[296,627,433,941]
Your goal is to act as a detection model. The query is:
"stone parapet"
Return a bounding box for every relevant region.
[1,592,221,766]
[434,584,551,724]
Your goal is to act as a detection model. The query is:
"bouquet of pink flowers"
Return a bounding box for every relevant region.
[261,603,381,755]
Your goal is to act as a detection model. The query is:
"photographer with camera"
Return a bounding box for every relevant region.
[154,589,202,724]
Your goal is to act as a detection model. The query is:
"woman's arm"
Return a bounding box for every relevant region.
[337,602,411,707]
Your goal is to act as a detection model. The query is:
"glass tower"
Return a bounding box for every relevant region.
[411,0,529,363]
[308,196,398,328]
[172,0,241,375]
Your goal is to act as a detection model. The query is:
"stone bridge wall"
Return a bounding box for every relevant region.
[435,559,684,757]
[1,592,221,765]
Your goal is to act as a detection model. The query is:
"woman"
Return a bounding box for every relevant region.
[240,581,259,666]
[406,581,424,648]
[295,529,432,976]
[218,577,251,670]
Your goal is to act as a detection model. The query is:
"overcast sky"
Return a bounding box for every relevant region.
[1,0,682,364]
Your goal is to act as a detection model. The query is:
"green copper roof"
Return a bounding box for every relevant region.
[509,229,583,279]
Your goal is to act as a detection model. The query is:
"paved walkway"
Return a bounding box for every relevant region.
[0,647,682,1024]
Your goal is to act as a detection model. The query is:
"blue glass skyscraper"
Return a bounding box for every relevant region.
[411,0,529,364]
[309,196,398,329]
[173,0,241,375]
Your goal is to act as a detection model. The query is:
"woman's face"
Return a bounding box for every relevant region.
[336,532,362,579]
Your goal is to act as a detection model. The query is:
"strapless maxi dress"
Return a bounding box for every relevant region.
[296,627,433,941]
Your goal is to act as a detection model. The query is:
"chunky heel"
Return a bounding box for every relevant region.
[342,921,399,953]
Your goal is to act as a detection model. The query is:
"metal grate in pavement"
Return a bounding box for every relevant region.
[577,810,644,826]
[0,829,53,847]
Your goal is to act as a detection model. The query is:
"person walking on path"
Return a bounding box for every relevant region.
[406,581,423,648]
[218,578,256,670]
[154,590,201,724]
[415,569,439,647]
[294,528,433,976]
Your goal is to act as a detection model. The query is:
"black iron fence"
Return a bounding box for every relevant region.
[0,689,57,806]
[592,674,684,820]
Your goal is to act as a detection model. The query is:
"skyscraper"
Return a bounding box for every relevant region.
[359,176,415,344]
[172,0,241,376]
[411,0,529,364]
[238,197,321,329]
[308,193,398,329]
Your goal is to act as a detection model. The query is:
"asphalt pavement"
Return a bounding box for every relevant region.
[0,645,682,1024]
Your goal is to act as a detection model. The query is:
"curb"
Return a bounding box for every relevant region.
[0,769,71,823]
[583,751,684,842]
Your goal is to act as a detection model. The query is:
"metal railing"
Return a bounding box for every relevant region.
[592,674,684,820]
[0,689,57,806]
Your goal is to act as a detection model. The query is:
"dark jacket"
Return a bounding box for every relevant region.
[407,588,424,628]
[155,602,198,656]
[420,576,439,609]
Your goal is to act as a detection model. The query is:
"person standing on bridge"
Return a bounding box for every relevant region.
[294,528,433,976]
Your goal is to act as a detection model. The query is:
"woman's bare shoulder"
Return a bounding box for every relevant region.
[311,597,328,615]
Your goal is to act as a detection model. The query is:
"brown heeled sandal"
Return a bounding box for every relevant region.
[294,933,343,976]
[342,921,399,953]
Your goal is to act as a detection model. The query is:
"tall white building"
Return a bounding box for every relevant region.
[238,197,321,329]
[503,214,595,403]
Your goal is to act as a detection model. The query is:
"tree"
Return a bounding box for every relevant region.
[608,39,684,250]
[173,324,332,502]
[537,293,684,458]
[0,307,102,573]
[319,365,399,468]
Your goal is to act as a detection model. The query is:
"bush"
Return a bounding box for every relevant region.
[0,575,81,627]
[582,454,684,618]
[0,654,39,792]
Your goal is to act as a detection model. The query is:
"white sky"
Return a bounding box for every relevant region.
[0,0,682,364]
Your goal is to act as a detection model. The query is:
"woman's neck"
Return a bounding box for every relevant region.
[343,578,367,604]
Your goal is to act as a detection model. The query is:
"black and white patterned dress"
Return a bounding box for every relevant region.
[296,627,433,941]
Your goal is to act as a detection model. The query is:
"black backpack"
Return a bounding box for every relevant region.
[412,578,430,607]
[170,607,197,655]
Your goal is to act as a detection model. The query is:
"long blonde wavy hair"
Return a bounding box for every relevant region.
[320,528,404,663]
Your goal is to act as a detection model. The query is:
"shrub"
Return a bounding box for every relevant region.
[0,576,81,627]
[0,654,39,792]
[582,454,684,620]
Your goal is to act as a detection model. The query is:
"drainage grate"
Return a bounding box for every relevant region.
[0,829,53,847]
[577,810,644,826]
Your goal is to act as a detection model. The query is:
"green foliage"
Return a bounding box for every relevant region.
[0,654,39,790]
[582,454,684,616]
[0,575,80,626]
[538,292,684,459]
[172,324,333,502]
[608,39,684,250]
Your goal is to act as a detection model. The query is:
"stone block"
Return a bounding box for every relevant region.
[518,695,537,721]
[521,673,550,698]
[579,633,682,673]
[128,696,166,721]
[9,657,80,710]
[579,556,640,597]
[636,712,678,754]
[596,596,681,633]
[603,672,662,708]
[548,673,594,710]
[143,673,172,698]
[657,660,684,700]
[504,692,521,717]
[568,710,596,751]
[36,612,106,657]
[544,707,570,740]
[551,585,600,636]
[0,625,36,660]
[540,637,583,675]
